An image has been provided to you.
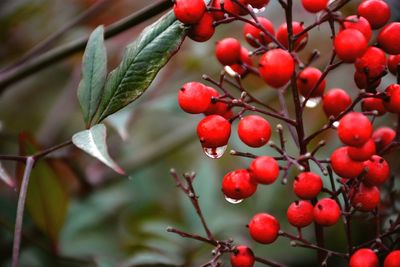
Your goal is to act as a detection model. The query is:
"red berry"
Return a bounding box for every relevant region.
[384,84,400,113]
[238,115,271,147]
[216,38,242,65]
[355,47,386,79]
[362,97,387,116]
[211,0,225,21]
[351,183,380,212]
[334,29,368,63]
[354,70,381,90]
[372,127,396,148]
[249,156,279,185]
[244,0,270,9]
[322,88,352,118]
[173,0,206,24]
[222,169,257,200]
[384,250,400,267]
[348,139,376,162]
[364,155,390,186]
[378,23,400,55]
[287,200,314,228]
[349,249,378,267]
[243,17,274,47]
[343,15,372,41]
[224,0,248,16]
[259,49,295,88]
[296,67,326,98]
[230,245,255,267]
[178,82,212,114]
[358,0,391,29]
[301,0,328,13]
[188,12,215,42]
[248,213,280,244]
[313,198,341,226]
[204,87,230,116]
[388,54,400,75]
[293,172,323,200]
[230,47,254,76]
[197,115,231,148]
[331,147,364,179]
[276,22,308,51]
[338,112,372,147]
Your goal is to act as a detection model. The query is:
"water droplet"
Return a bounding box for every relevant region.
[332,121,340,128]
[202,145,227,159]
[301,96,321,108]
[224,195,243,204]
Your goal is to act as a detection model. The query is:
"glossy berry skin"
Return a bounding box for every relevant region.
[384,84,400,113]
[349,249,378,267]
[204,87,230,116]
[322,89,352,118]
[249,156,279,185]
[211,0,225,21]
[354,70,381,90]
[372,127,396,149]
[343,15,372,41]
[331,147,364,179]
[355,47,386,79]
[351,183,380,212]
[348,139,376,162]
[276,22,308,51]
[293,172,323,200]
[230,246,255,267]
[378,23,400,55]
[197,115,231,148]
[301,0,328,13]
[243,17,274,47]
[222,169,257,200]
[224,0,248,16]
[173,0,206,25]
[244,0,270,9]
[334,29,368,63]
[364,155,390,186]
[188,12,215,42]
[388,54,400,75]
[248,213,280,244]
[362,98,387,116]
[313,198,341,227]
[358,0,391,29]
[384,250,400,267]
[259,49,295,88]
[338,112,372,147]
[297,67,326,98]
[238,115,271,147]
[230,47,254,76]
[287,200,314,228]
[178,82,211,114]
[215,38,242,66]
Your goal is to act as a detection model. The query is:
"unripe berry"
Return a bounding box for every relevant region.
[222,169,257,200]
[188,12,215,42]
[384,250,400,267]
[178,82,212,114]
[293,172,323,200]
[363,155,390,186]
[351,183,380,212]
[378,23,400,55]
[301,0,328,13]
[334,29,368,63]
[197,115,231,148]
[248,213,280,244]
[244,0,270,9]
[348,139,376,162]
[173,0,206,25]
[216,38,242,66]
[343,15,372,41]
[388,54,400,75]
[349,249,378,267]
[230,47,254,76]
[355,47,386,79]
[276,22,308,51]
[243,17,275,47]
[354,70,381,90]
[372,127,396,149]
[383,84,400,113]
[322,88,352,118]
[362,98,387,116]
[331,147,364,179]
[296,67,326,98]
[259,49,295,88]
[249,156,279,185]
[230,245,255,267]
[238,115,271,147]
[313,198,341,227]
[338,112,372,147]
[286,200,314,228]
[358,0,391,29]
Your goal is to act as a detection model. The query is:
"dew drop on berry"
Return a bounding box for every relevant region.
[301,96,321,108]
[202,145,227,159]
[332,121,340,128]
[224,195,244,204]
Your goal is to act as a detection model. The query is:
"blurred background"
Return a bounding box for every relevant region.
[0,0,399,266]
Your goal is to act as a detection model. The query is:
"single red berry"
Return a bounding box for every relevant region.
[243,17,274,47]
[372,127,396,149]
[348,139,376,162]
[296,67,326,98]
[338,112,372,147]
[384,250,400,267]
[248,213,280,244]
[203,87,231,116]
[188,12,215,42]
[388,54,400,75]
[287,200,314,228]
[178,82,212,114]
[238,115,271,147]
[211,0,225,21]
[301,0,328,13]
[276,22,308,51]
[378,22,400,55]
[224,0,248,16]
[258,49,295,88]
[222,108,234,120]
[322,88,352,118]
[173,0,206,24]
[354,70,381,90]
[343,15,372,41]
[230,245,255,267]
[351,183,380,212]
[364,155,390,186]
[244,0,270,9]
[216,38,242,66]
[334,29,368,63]
[362,97,387,116]
[349,249,378,267]
[230,47,254,76]
[355,47,387,79]
[384,84,400,113]
[222,169,257,200]
[293,172,323,200]
[358,0,391,29]
[197,115,231,148]
[249,156,279,185]
[331,147,365,179]
[313,198,341,227]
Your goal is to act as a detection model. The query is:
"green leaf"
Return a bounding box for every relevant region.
[78,25,107,127]
[93,12,187,123]
[72,124,125,174]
